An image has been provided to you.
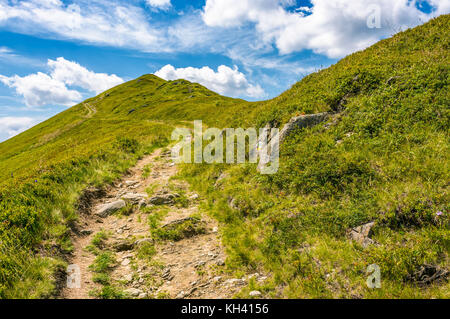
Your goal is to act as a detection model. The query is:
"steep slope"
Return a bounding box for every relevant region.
[179,15,449,298]
[0,15,448,298]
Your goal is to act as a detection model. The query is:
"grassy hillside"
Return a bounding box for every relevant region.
[0,15,448,298]
[0,76,246,297]
[178,15,449,298]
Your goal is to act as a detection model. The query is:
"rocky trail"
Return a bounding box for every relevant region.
[61,148,265,299]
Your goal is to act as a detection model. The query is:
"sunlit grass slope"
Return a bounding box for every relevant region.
[0,75,246,298]
[0,15,448,298]
[179,15,449,298]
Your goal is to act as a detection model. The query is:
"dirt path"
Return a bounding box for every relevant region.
[83,102,97,118]
[60,148,259,299]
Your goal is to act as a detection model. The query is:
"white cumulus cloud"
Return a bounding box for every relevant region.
[154,64,265,99]
[0,72,82,107]
[0,0,163,52]
[0,57,124,107]
[0,116,39,138]
[146,0,171,10]
[49,57,124,95]
[202,0,450,58]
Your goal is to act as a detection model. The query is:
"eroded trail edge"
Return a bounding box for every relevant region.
[61,148,263,299]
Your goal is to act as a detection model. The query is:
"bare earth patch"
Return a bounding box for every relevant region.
[60,148,254,299]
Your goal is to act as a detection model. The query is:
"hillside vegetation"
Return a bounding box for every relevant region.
[0,15,449,298]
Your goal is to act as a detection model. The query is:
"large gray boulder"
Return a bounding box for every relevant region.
[279,112,330,143]
[96,200,126,217]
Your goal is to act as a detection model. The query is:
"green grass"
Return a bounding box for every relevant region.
[178,16,450,298]
[152,216,207,242]
[0,15,448,298]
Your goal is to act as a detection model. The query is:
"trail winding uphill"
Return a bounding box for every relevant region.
[60,148,262,299]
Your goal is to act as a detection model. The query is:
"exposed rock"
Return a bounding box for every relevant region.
[214,172,229,188]
[279,112,330,143]
[212,276,222,283]
[249,291,262,297]
[124,288,142,297]
[125,180,139,187]
[124,274,133,282]
[121,259,131,266]
[407,264,449,286]
[148,193,177,205]
[347,222,375,247]
[224,278,246,286]
[190,193,199,200]
[247,273,260,280]
[121,193,148,204]
[228,198,239,210]
[113,240,135,252]
[79,229,93,236]
[96,200,126,218]
[134,238,153,246]
[176,291,185,299]
[138,292,148,299]
[77,187,106,213]
[216,259,225,266]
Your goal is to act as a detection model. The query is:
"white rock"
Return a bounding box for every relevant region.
[121,259,130,266]
[224,278,245,286]
[249,291,262,297]
[124,288,142,297]
[176,291,185,299]
[212,276,222,283]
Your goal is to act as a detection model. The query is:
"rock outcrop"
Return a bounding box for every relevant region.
[96,200,126,217]
[279,112,330,143]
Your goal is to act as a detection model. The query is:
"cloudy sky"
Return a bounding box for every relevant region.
[0,0,448,142]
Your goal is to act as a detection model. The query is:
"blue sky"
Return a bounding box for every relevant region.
[0,0,448,142]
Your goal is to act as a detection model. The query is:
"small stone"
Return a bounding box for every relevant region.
[347,222,375,247]
[247,273,259,280]
[80,229,93,236]
[121,259,130,266]
[249,291,262,297]
[224,278,246,286]
[216,259,225,266]
[124,288,142,297]
[124,274,133,282]
[190,193,199,200]
[212,227,218,233]
[138,292,147,299]
[212,276,222,283]
[176,291,185,299]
